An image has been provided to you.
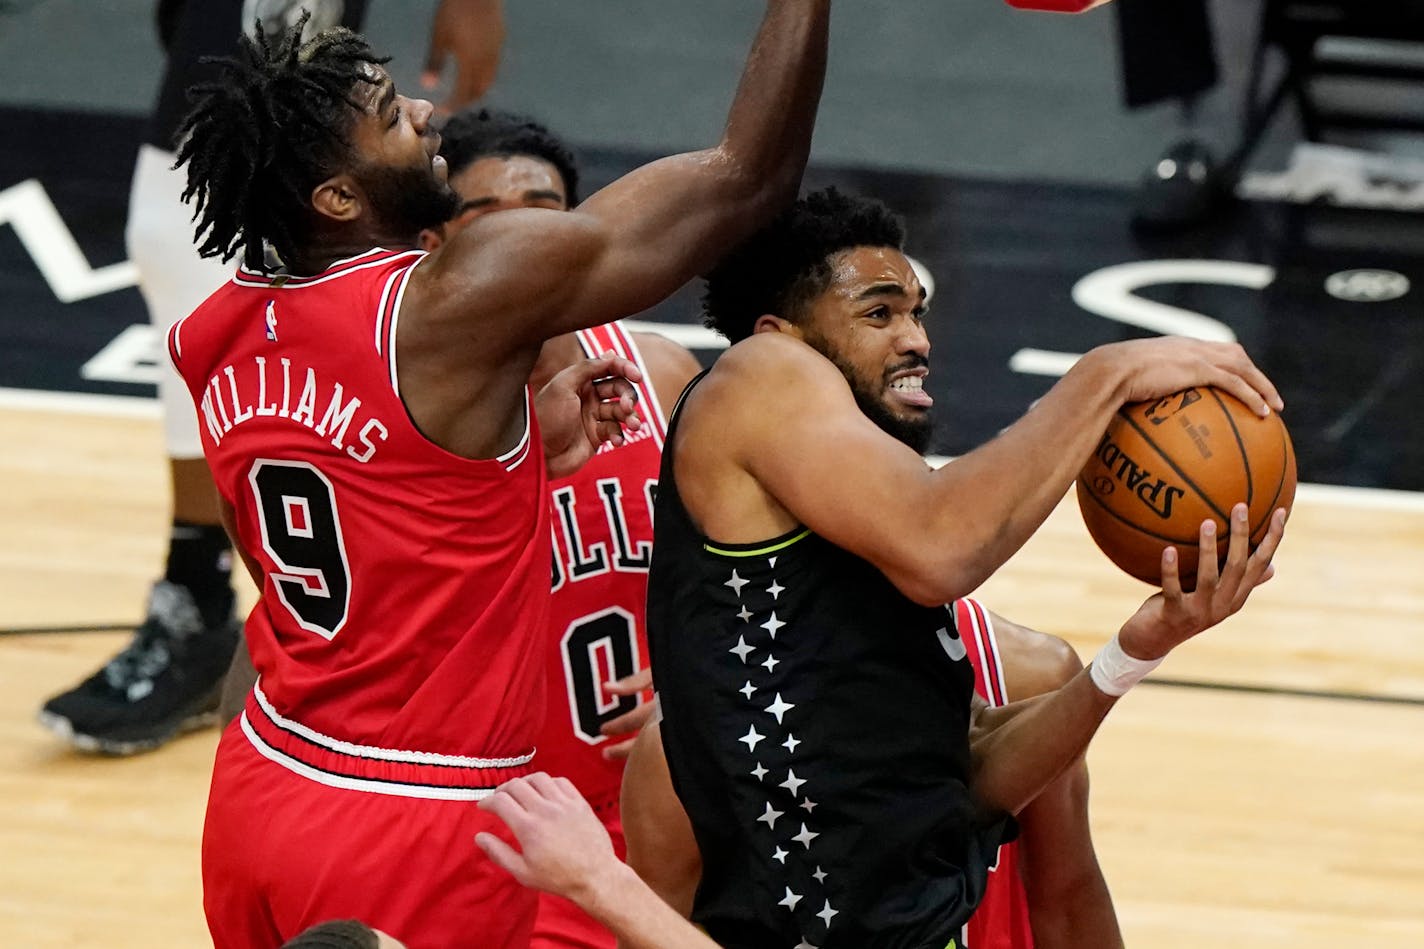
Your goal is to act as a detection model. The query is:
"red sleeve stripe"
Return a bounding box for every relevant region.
[958,598,1008,707]
[607,321,668,445]
[167,316,186,367]
[382,262,421,392]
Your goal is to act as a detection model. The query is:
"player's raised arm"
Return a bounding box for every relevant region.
[408,0,830,350]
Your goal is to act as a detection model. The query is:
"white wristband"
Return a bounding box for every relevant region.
[1089,634,1164,697]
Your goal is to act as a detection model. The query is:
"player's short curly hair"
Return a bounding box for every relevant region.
[702,187,906,343]
[438,108,581,205]
[279,919,378,949]
[175,13,387,270]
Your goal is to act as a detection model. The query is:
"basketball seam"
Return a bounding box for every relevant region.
[1251,432,1292,537]
[1120,407,1234,526]
[1078,479,1201,546]
[1206,388,1254,508]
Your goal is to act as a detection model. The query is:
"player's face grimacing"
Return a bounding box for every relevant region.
[800,246,934,452]
[345,64,459,236]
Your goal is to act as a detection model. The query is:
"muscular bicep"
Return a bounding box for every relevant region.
[718,337,972,605]
[411,149,772,361]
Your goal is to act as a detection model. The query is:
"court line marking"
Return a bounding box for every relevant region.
[1143,676,1424,708]
[2,388,1421,511]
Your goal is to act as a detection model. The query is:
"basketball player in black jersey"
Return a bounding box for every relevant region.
[633,188,1287,949]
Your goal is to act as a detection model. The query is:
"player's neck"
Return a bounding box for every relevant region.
[528,333,585,393]
[288,231,419,276]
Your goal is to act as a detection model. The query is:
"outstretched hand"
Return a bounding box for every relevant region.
[1117,503,1287,662]
[422,0,505,113]
[535,351,644,479]
[476,773,619,900]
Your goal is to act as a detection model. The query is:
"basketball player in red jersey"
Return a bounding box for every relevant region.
[415,106,700,949]
[953,599,1124,949]
[166,6,829,947]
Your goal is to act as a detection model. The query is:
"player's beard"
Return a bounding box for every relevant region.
[360,162,461,241]
[824,348,934,454]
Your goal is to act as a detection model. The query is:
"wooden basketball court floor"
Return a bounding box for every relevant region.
[2,401,1421,948]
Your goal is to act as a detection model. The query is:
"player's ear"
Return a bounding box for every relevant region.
[311,174,363,223]
[418,226,445,252]
[753,314,801,338]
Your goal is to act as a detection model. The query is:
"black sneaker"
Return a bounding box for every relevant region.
[37,580,240,755]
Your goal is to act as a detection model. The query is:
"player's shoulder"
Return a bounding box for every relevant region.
[708,331,845,391]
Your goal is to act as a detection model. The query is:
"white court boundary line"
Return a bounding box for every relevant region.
[2,388,1419,513]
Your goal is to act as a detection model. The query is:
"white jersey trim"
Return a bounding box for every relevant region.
[962,598,1010,708]
[240,713,497,801]
[252,681,535,769]
[232,248,424,289]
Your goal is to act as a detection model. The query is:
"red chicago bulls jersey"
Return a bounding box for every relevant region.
[956,598,1036,949]
[169,248,551,764]
[538,322,666,816]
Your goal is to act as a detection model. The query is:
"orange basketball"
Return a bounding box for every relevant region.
[1075,387,1296,586]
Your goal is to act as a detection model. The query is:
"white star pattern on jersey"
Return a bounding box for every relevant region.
[725,569,749,597]
[719,551,831,938]
[766,693,795,724]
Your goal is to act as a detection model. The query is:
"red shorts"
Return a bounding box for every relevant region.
[203,700,537,949]
[529,796,625,949]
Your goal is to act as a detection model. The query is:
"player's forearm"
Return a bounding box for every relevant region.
[970,671,1116,817]
[1028,889,1124,949]
[576,863,721,949]
[717,0,830,210]
[915,349,1131,600]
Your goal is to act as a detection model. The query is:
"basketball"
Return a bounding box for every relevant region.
[1075,387,1297,586]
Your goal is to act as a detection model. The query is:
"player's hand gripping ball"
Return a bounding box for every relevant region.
[1076,387,1296,587]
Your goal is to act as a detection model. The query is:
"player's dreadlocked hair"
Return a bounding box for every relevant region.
[702,187,906,343]
[439,108,582,205]
[174,13,389,270]
[279,919,378,949]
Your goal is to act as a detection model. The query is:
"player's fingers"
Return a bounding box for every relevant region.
[497,775,545,811]
[1194,518,1219,593]
[601,736,639,761]
[1207,364,1279,419]
[479,790,533,837]
[1159,546,1184,603]
[605,667,653,695]
[474,831,530,884]
[1235,508,1287,608]
[1224,353,1284,413]
[1219,503,1251,591]
[599,699,655,738]
[525,771,561,801]
[594,351,643,384]
[592,419,626,447]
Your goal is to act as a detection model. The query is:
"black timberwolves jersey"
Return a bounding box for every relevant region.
[647,373,1012,949]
